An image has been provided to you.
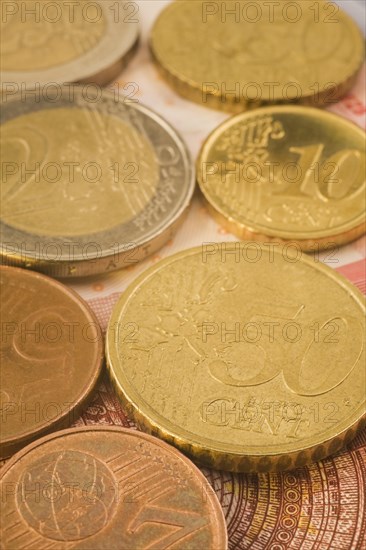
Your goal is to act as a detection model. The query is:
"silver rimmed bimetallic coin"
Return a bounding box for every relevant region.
[0,86,194,277]
[1,0,139,87]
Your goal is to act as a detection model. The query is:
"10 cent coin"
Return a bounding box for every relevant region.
[197,106,366,249]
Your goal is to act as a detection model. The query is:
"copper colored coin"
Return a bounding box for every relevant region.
[0,426,228,549]
[0,267,103,459]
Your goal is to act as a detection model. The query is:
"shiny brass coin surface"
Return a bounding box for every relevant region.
[0,0,139,87]
[106,244,366,473]
[0,267,103,459]
[150,0,364,112]
[197,106,366,249]
[0,86,194,277]
[0,426,228,549]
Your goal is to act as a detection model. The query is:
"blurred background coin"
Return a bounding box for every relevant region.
[106,244,366,472]
[197,106,366,250]
[0,86,194,277]
[150,0,364,112]
[0,266,103,459]
[0,0,139,87]
[0,426,228,549]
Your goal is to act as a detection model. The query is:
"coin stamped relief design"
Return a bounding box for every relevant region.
[107,245,366,472]
[0,87,194,276]
[1,1,105,71]
[0,267,103,458]
[1,108,159,236]
[150,0,364,111]
[16,450,118,541]
[197,106,366,249]
[1,0,139,86]
[0,427,228,549]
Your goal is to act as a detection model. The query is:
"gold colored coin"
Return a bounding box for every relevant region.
[2,109,158,236]
[197,106,366,249]
[0,86,194,277]
[106,244,366,473]
[150,0,364,112]
[1,0,139,87]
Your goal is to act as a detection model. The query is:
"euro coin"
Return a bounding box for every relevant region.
[150,0,364,112]
[106,244,366,472]
[0,426,228,549]
[0,86,194,277]
[1,0,139,87]
[0,266,103,459]
[197,106,366,249]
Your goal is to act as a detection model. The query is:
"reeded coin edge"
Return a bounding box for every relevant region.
[106,245,366,473]
[149,1,364,112]
[196,105,366,246]
[0,208,189,278]
[201,199,366,251]
[108,372,366,473]
[77,32,140,87]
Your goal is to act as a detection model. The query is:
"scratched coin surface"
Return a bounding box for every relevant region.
[0,86,194,277]
[0,426,228,549]
[0,266,103,459]
[197,106,366,249]
[106,244,366,472]
[150,0,364,112]
[0,0,139,87]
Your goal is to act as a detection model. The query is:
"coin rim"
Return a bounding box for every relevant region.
[0,87,195,277]
[149,0,365,112]
[106,244,366,472]
[1,0,139,86]
[0,266,104,458]
[0,425,228,550]
[196,105,366,247]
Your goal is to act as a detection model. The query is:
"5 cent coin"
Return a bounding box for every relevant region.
[0,267,103,458]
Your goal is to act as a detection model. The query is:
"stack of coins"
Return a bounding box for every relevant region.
[1,1,365,548]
